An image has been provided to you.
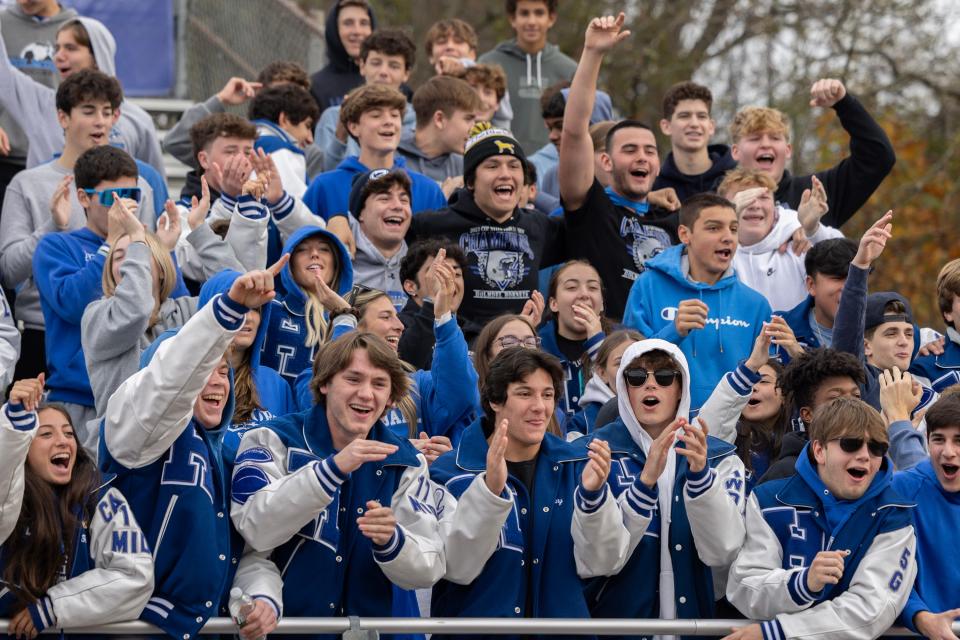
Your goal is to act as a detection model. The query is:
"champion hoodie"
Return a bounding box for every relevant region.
[622,244,772,409]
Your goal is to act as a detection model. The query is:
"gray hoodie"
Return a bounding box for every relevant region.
[478,40,576,154]
[0,3,78,164]
[0,287,19,390]
[0,15,165,177]
[81,241,197,417]
[396,135,463,185]
[346,212,408,309]
[0,159,156,329]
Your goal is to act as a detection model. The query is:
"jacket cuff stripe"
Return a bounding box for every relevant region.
[314,455,349,496]
[761,619,785,640]
[729,363,760,396]
[213,294,249,330]
[372,526,404,562]
[237,194,268,219]
[5,402,36,430]
[575,485,607,513]
[269,193,295,220]
[788,567,819,605]
[685,468,714,498]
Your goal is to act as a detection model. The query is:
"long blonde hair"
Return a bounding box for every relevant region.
[300,238,342,349]
[101,232,176,328]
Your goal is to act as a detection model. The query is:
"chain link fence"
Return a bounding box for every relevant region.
[179,0,326,101]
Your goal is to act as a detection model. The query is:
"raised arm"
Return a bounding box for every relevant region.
[559,13,630,210]
[0,377,44,545]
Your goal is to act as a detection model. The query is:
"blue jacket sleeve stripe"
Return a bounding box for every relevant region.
[5,401,35,431]
[575,485,607,513]
[729,363,761,396]
[269,193,295,220]
[214,294,248,330]
[626,481,658,517]
[787,567,819,605]
[27,595,55,631]
[237,194,268,219]
[684,467,715,499]
[313,455,349,496]
[761,619,785,640]
[372,526,404,562]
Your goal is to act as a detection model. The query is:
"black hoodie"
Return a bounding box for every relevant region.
[653,143,737,203]
[309,1,376,113]
[407,189,566,342]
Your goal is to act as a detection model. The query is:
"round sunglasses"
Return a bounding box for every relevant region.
[831,437,889,458]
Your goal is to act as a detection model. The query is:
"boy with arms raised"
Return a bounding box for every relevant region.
[730,82,895,229]
[653,81,736,203]
[622,193,771,410]
[725,397,916,640]
[559,14,679,320]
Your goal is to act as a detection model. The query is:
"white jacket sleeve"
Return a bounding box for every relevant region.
[685,455,747,568]
[0,289,19,391]
[226,196,270,271]
[439,474,513,585]
[270,149,308,199]
[232,547,283,617]
[270,192,325,243]
[727,493,807,619]
[0,403,35,545]
[230,426,344,552]
[33,487,154,632]
[173,213,246,282]
[571,484,633,578]
[374,459,451,590]
[102,296,242,469]
[697,363,759,445]
[775,526,917,640]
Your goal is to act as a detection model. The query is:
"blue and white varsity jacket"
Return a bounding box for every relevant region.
[98,297,282,640]
[0,402,153,635]
[727,447,917,640]
[429,419,630,640]
[230,405,448,639]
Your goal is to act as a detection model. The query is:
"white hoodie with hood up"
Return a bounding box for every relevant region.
[0,15,165,177]
[734,206,843,312]
[613,339,747,637]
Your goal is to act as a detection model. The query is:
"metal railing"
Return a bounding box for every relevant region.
[1,617,935,636]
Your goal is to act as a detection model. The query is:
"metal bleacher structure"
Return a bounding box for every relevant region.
[130,0,328,193]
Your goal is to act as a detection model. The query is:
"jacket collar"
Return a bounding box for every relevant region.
[775,454,913,511]
[302,404,421,468]
[455,419,587,472]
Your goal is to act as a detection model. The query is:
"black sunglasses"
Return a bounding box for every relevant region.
[347,283,376,306]
[833,437,888,458]
[623,368,681,388]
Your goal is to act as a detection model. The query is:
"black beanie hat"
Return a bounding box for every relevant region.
[462,122,527,183]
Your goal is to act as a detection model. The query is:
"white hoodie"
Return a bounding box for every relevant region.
[734,207,844,312]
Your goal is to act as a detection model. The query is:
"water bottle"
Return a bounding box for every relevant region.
[228,587,265,640]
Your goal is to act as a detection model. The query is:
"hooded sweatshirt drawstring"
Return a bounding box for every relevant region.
[536,51,543,87]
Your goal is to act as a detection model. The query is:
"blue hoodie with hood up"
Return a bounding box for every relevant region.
[197,270,297,462]
[260,225,354,382]
[622,244,771,409]
[303,155,447,221]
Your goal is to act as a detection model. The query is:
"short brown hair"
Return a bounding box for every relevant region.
[505,0,557,15]
[662,81,713,120]
[190,113,257,164]
[717,167,778,200]
[937,258,960,326]
[310,332,410,406]
[678,193,735,229]
[481,347,564,422]
[589,120,616,153]
[424,19,478,58]
[730,106,792,144]
[462,64,507,101]
[926,393,960,437]
[809,397,887,447]
[339,84,407,134]
[361,28,416,71]
[412,76,482,128]
[624,349,682,380]
[257,61,309,89]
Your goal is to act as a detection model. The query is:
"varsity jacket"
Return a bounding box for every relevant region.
[580,341,747,639]
[429,419,629,640]
[254,119,308,198]
[538,319,605,423]
[727,448,917,640]
[230,406,448,639]
[0,402,153,635]
[910,327,960,393]
[98,298,282,640]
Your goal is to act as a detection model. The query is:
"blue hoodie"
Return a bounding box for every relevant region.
[537,319,605,424]
[260,226,354,382]
[98,302,248,640]
[621,244,771,409]
[892,459,960,632]
[303,155,447,221]
[197,271,297,463]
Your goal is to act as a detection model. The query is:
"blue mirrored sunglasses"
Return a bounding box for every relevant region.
[83,187,142,207]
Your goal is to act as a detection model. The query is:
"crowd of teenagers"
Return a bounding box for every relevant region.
[1,0,960,639]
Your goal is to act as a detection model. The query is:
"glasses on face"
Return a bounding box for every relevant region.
[623,368,682,388]
[83,187,142,207]
[495,335,541,349]
[832,437,889,458]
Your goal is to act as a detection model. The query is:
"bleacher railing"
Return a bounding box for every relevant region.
[1,617,936,636]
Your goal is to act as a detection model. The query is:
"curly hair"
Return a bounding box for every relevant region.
[778,348,865,414]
